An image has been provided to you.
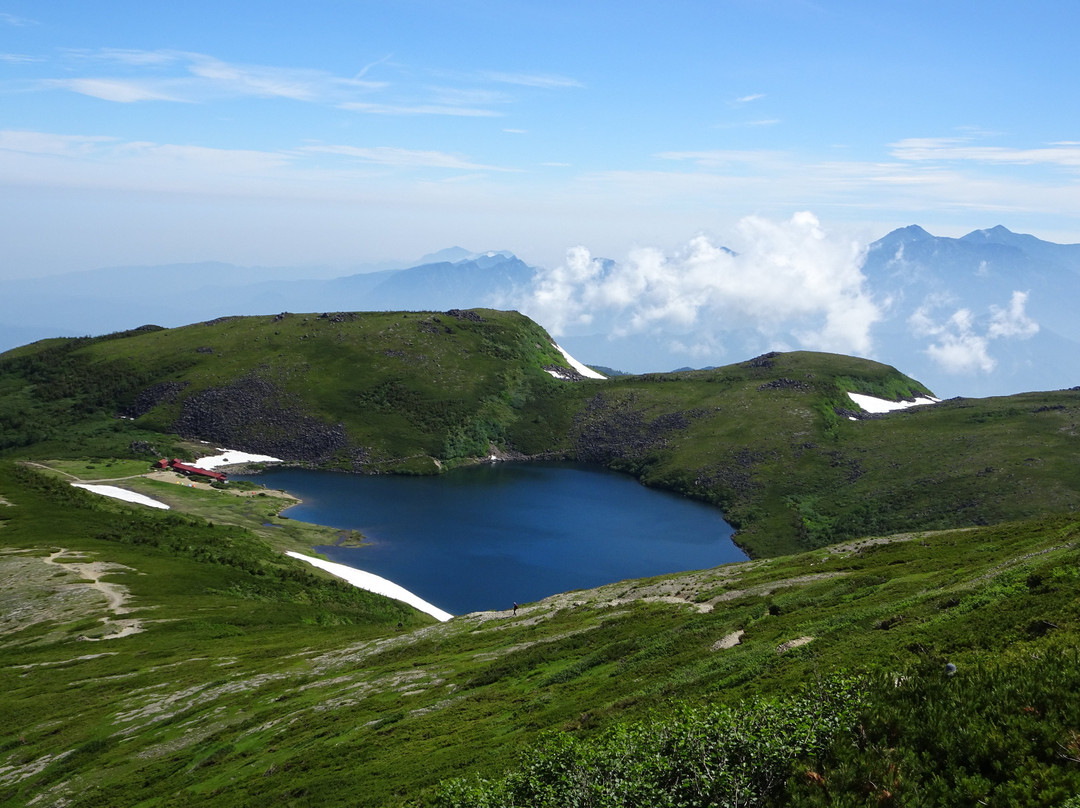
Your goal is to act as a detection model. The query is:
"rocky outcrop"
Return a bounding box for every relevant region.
[743,351,781,369]
[571,392,695,465]
[446,309,485,323]
[121,381,189,418]
[758,378,811,392]
[834,407,883,421]
[170,375,362,466]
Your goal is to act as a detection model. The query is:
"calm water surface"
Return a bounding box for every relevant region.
[241,463,745,615]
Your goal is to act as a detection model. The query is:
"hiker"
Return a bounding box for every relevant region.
[513,602,518,615]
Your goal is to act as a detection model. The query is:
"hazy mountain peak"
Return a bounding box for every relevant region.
[415,246,476,264]
[960,225,1016,243]
[458,250,515,263]
[898,224,933,239]
[415,247,516,265]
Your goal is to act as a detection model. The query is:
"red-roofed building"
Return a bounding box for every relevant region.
[153,458,228,483]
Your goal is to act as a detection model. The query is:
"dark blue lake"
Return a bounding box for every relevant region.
[239,463,745,615]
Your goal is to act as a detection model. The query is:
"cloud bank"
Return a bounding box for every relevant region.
[518,212,880,361]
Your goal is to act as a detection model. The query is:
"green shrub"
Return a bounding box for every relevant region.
[788,645,1080,806]
[437,676,864,807]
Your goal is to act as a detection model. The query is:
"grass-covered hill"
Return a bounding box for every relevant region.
[4,310,1080,558]
[2,459,1079,806]
[4,309,1080,805]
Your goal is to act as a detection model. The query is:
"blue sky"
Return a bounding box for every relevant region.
[3,0,1080,278]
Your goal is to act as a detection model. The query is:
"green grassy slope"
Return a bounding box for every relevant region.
[3,460,1079,806]
[551,353,1080,556]
[4,313,1080,558]
[0,311,582,472]
[5,310,1080,805]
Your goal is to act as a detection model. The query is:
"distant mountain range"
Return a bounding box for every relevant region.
[859,225,1080,397]
[0,248,534,351]
[3,229,1079,398]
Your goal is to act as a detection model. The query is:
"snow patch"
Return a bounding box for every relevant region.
[847,392,939,414]
[192,450,284,470]
[72,484,170,510]
[285,551,453,622]
[552,343,606,379]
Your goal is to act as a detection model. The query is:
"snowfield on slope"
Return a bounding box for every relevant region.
[847,392,939,414]
[71,484,171,510]
[285,551,453,622]
[545,344,606,380]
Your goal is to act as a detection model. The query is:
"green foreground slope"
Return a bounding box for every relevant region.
[4,312,1080,556]
[2,461,1080,806]
[4,309,1080,805]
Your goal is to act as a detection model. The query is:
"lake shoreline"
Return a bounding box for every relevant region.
[235,462,745,615]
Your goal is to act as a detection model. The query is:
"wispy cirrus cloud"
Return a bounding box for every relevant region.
[0,129,117,157]
[0,129,511,196]
[579,133,1080,229]
[42,78,184,103]
[0,129,289,175]
[36,49,388,105]
[712,118,781,129]
[656,149,792,170]
[301,144,510,171]
[0,12,36,26]
[337,101,501,117]
[481,71,583,89]
[891,137,1080,168]
[30,48,582,118]
[78,47,180,67]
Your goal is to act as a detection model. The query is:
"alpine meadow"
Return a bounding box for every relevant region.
[3,309,1080,806]
[5,2,1080,806]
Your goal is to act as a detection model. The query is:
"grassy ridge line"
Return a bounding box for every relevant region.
[79,309,578,469]
[4,455,1080,805]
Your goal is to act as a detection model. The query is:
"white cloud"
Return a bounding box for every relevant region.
[910,303,996,374]
[988,290,1039,338]
[518,212,880,358]
[909,290,1039,375]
